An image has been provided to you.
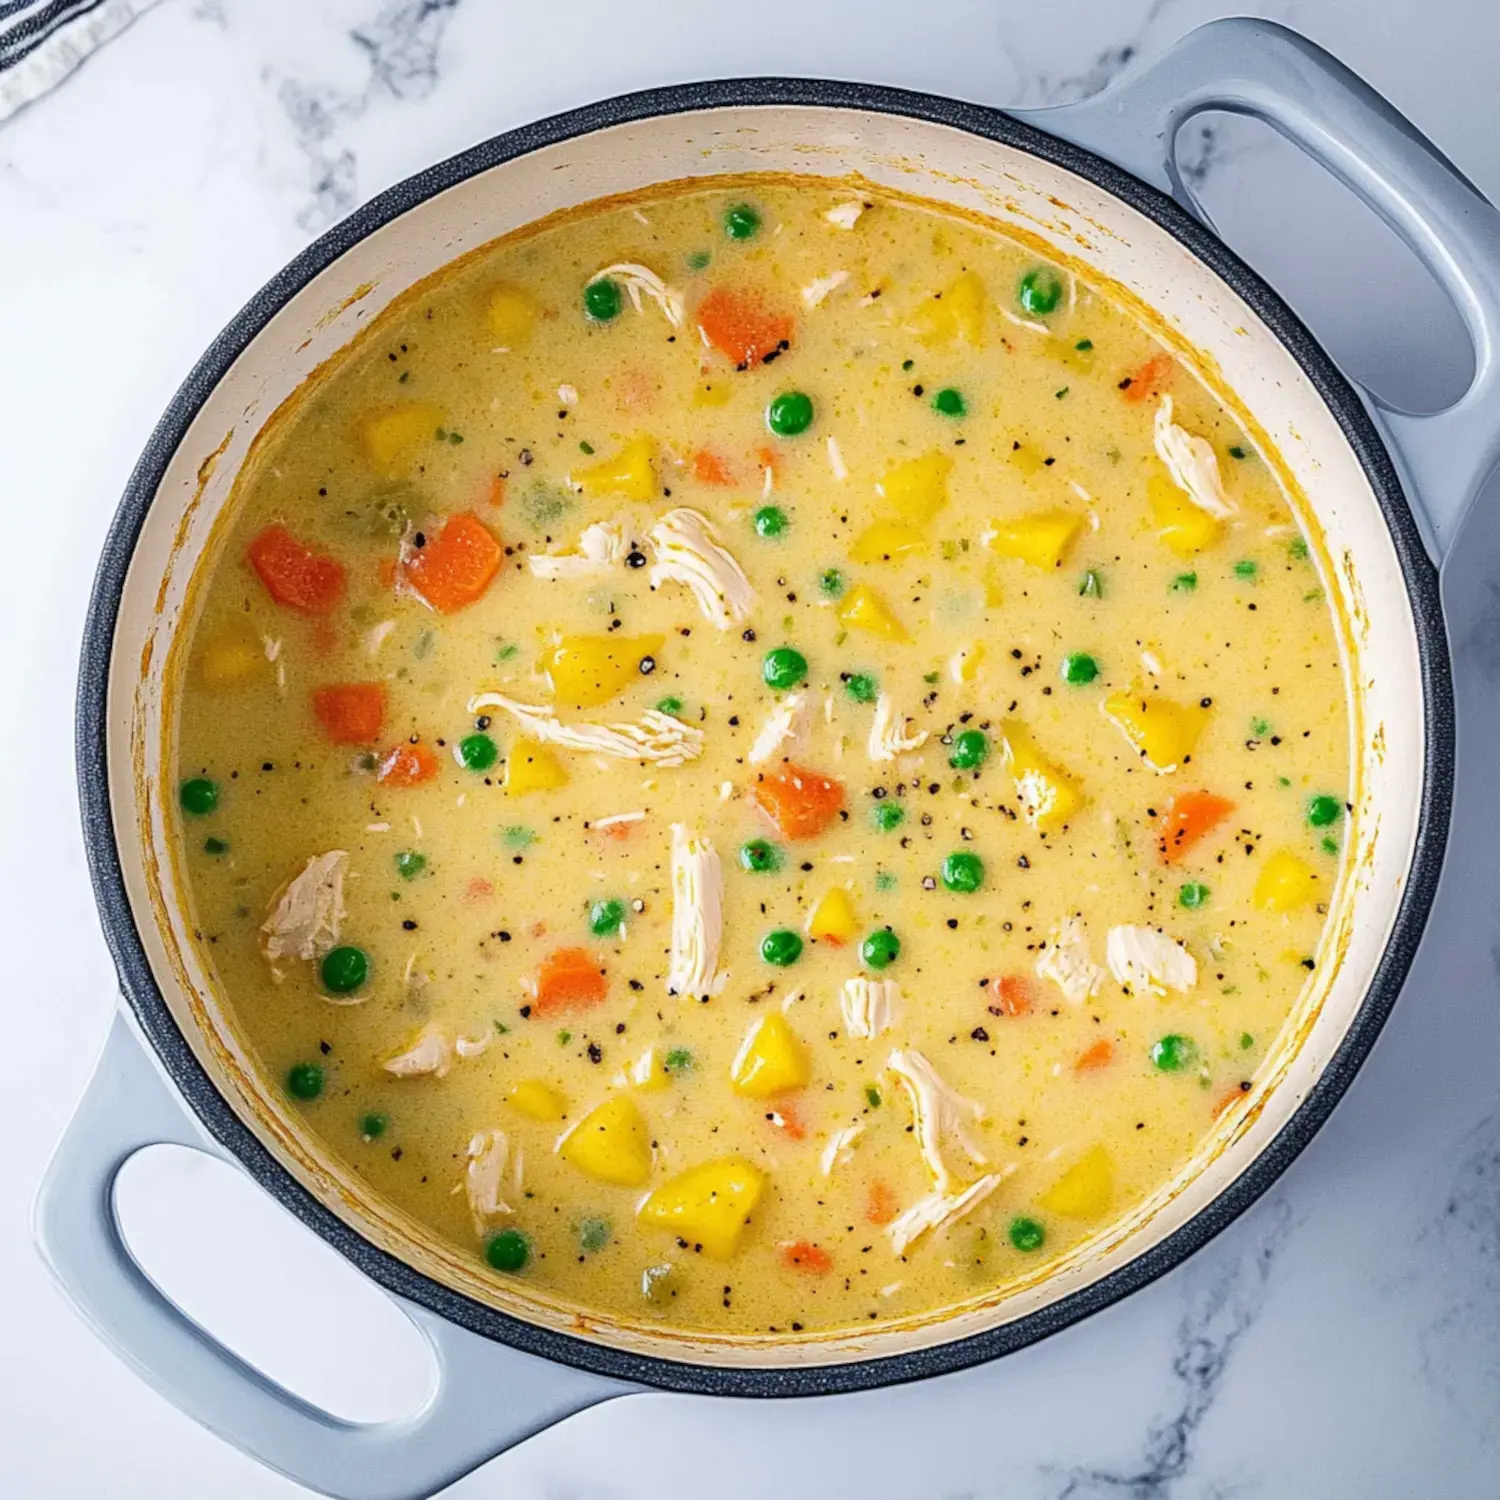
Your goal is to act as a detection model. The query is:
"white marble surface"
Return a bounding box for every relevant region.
[4,1,1500,1495]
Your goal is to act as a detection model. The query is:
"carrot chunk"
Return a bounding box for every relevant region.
[695,287,795,367]
[1075,1039,1115,1073]
[377,742,440,786]
[400,511,501,614]
[866,1180,899,1226]
[248,524,346,615]
[750,764,845,840]
[991,974,1036,1017]
[772,1098,808,1140]
[692,449,735,485]
[311,682,386,744]
[534,947,608,1014]
[1157,790,1236,864]
[1120,351,1175,403]
[780,1241,833,1274]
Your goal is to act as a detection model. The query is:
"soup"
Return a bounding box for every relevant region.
[171,176,1349,1339]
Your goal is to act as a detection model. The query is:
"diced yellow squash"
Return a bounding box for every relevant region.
[984,509,1085,570]
[692,380,733,407]
[505,739,569,795]
[1149,475,1222,556]
[950,641,986,683]
[508,1080,567,1122]
[807,886,857,944]
[484,283,540,346]
[359,402,444,479]
[876,452,952,524]
[1254,850,1322,912]
[838,583,908,642]
[1008,444,1046,478]
[999,719,1086,831]
[638,1156,766,1259]
[730,1014,810,1098]
[570,436,657,501]
[1041,1145,1114,1220]
[1102,687,1208,773]
[558,1095,652,1187]
[906,269,987,347]
[197,635,263,689]
[623,1045,671,1092]
[545,632,664,709]
[850,518,928,563]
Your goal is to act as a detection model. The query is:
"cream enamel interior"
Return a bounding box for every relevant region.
[107,104,1423,1368]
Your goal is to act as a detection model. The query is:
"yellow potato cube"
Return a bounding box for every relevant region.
[730,1014,810,1098]
[950,641,986,683]
[1102,687,1208,773]
[197,635,263,689]
[838,583,908,642]
[570,435,657,501]
[558,1095,652,1187]
[999,719,1085,831]
[692,380,733,408]
[1041,1145,1114,1220]
[1149,475,1222,556]
[984,509,1085,570]
[1254,850,1322,912]
[358,401,444,479]
[507,1080,567,1122]
[1008,445,1046,478]
[623,1045,671,1092]
[505,739,569,795]
[484,283,540,346]
[850,518,928,563]
[876,452,952,524]
[807,887,857,945]
[545,633,665,709]
[906,270,987,347]
[638,1156,766,1259]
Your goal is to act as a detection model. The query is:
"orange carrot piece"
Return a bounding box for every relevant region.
[692,449,735,486]
[866,1180,899,1226]
[311,682,386,744]
[750,764,845,841]
[533,947,608,1015]
[991,975,1036,1017]
[1157,790,1236,864]
[696,287,795,367]
[780,1241,833,1274]
[1120,351,1175,403]
[465,877,494,902]
[248,524,346,615]
[376,742,440,786]
[756,445,781,478]
[401,511,501,614]
[604,820,633,842]
[1075,1039,1115,1073]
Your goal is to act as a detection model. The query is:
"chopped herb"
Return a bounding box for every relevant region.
[503,826,535,849]
[203,836,229,855]
[901,358,915,371]
[874,870,896,891]
[589,898,627,937]
[1233,559,1258,580]
[1074,338,1094,351]
[1178,881,1210,910]
[1304,588,1324,603]
[1322,835,1340,855]
[496,641,520,661]
[1289,536,1309,560]
[577,1216,612,1253]
[578,440,595,454]
[1054,386,1070,399]
[1078,569,1103,598]
[664,1047,694,1073]
[843,672,878,704]
[687,249,711,270]
[1240,1032,1255,1050]
[1171,572,1198,593]
[872,802,905,832]
[864,1084,882,1108]
[655,695,684,714]
[819,567,846,597]
[923,671,940,685]
[1228,445,1248,459]
[395,851,427,879]
[1251,717,1270,737]
[557,1029,572,1046]
[519,481,572,527]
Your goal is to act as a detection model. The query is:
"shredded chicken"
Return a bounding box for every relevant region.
[887,1172,1010,1255]
[820,1122,865,1176]
[1035,916,1103,1004]
[1106,925,1198,996]
[747,693,807,765]
[647,507,756,629]
[590,262,683,327]
[887,1048,987,1193]
[259,851,347,977]
[363,619,396,658]
[467,693,704,767]
[826,435,848,481]
[840,977,900,1041]
[593,810,645,830]
[1154,396,1235,518]
[824,201,866,229]
[465,1129,515,1230]
[381,1026,456,1079]
[867,693,928,762]
[666,825,723,1000]
[528,520,627,581]
[802,269,850,308]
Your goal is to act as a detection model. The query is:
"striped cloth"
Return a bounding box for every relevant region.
[0,0,164,123]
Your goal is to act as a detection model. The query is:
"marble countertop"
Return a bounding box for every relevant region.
[4,1,1500,1495]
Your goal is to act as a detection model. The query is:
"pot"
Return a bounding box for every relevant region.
[38,18,1493,1498]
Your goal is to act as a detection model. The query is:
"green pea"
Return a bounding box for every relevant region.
[577,1216,612,1253]
[872,802,905,832]
[1060,653,1098,686]
[843,672,878,704]
[395,851,426,879]
[583,278,621,321]
[761,929,804,966]
[932,387,966,418]
[179,777,219,816]
[949,728,989,770]
[1307,794,1342,827]
[485,1228,531,1273]
[655,695,684,714]
[1018,266,1064,316]
[457,733,498,771]
[860,928,901,969]
[1008,1216,1046,1253]
[287,1063,324,1100]
[1151,1034,1198,1072]
[739,838,782,873]
[724,202,761,239]
[941,851,985,893]
[819,568,846,597]
[766,390,814,437]
[589,898,627,938]
[754,505,789,538]
[359,1111,387,1140]
[1178,882,1210,910]
[320,945,369,995]
[762,646,808,691]
[203,836,229,856]
[1078,569,1103,598]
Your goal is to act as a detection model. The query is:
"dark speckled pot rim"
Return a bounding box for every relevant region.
[76,77,1453,1399]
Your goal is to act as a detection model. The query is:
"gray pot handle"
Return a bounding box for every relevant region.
[33,1013,633,1500]
[1011,16,1500,561]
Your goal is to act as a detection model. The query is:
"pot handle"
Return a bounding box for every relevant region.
[1011,16,1500,560]
[33,1013,632,1500]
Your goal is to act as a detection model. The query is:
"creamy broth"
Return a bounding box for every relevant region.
[171,177,1348,1338]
